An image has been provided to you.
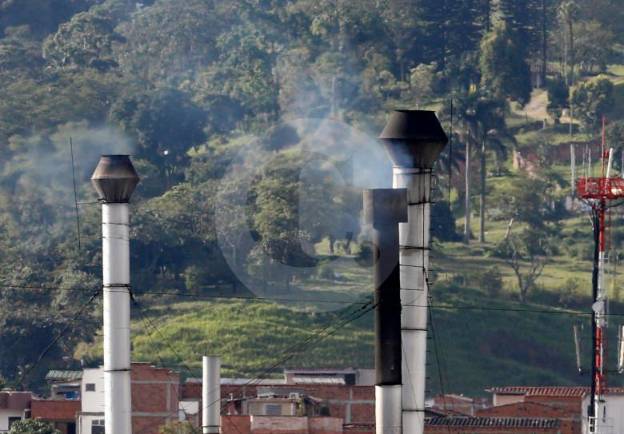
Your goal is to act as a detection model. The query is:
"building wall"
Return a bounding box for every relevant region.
[492,394,525,407]
[581,394,624,434]
[79,364,180,434]
[526,396,582,414]
[0,409,24,433]
[81,369,105,413]
[183,383,374,425]
[220,415,343,434]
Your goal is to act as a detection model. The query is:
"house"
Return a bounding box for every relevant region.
[0,391,32,433]
[481,385,624,434]
[31,399,80,434]
[487,386,593,413]
[428,393,489,416]
[581,391,624,433]
[182,375,376,427]
[44,371,82,401]
[77,363,180,434]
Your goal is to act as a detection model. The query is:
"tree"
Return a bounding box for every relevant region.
[0,0,95,38]
[109,89,207,178]
[42,9,126,71]
[497,228,551,302]
[558,1,579,86]
[570,78,614,132]
[9,420,60,434]
[445,93,508,243]
[479,23,531,104]
[574,20,615,74]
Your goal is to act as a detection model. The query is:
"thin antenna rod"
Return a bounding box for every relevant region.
[448,97,453,199]
[573,324,583,374]
[618,325,624,373]
[69,137,81,250]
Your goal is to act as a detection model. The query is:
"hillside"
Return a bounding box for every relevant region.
[2,0,624,396]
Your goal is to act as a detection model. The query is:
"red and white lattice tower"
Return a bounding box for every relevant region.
[576,119,624,434]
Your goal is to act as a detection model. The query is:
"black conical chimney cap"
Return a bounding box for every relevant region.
[379,110,448,169]
[91,155,140,203]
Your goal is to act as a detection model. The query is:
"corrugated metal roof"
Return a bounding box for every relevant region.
[45,370,83,382]
[185,377,286,386]
[292,376,345,385]
[425,416,560,428]
[488,386,624,397]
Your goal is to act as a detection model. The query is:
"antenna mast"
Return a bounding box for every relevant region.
[576,117,623,434]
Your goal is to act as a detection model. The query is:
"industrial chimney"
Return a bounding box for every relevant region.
[91,155,140,434]
[364,188,407,434]
[379,110,448,434]
[202,356,221,434]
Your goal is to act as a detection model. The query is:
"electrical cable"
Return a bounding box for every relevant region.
[69,136,81,251]
[4,281,624,317]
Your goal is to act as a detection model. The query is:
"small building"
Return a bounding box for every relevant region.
[182,374,375,427]
[45,371,82,401]
[0,391,32,432]
[428,393,488,416]
[581,391,624,434]
[31,399,80,434]
[77,363,180,434]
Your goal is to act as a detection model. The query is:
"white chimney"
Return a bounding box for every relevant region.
[92,155,140,434]
[203,356,221,434]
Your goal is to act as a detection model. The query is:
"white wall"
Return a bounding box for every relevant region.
[0,409,24,432]
[582,394,624,434]
[78,413,104,434]
[81,368,105,413]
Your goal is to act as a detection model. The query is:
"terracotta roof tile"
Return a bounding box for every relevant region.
[426,416,560,428]
[487,386,624,397]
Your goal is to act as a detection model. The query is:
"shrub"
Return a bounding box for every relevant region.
[317,263,335,280]
[9,420,60,434]
[478,266,504,297]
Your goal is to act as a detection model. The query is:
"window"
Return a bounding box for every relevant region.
[8,417,21,429]
[85,383,96,392]
[264,404,282,416]
[91,419,105,434]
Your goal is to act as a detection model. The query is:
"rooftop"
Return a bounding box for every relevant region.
[425,416,560,429]
[45,370,83,382]
[488,386,624,397]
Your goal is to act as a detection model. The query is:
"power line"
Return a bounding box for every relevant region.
[1,281,622,318]
[69,136,81,251]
